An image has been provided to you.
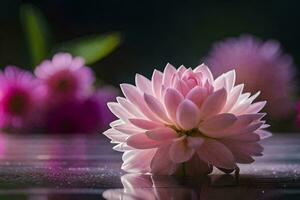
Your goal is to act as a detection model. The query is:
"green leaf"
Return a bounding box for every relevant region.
[20,4,50,67]
[54,33,121,65]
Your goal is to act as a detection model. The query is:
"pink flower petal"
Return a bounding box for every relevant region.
[213,75,227,91]
[122,149,156,173]
[232,114,260,127]
[232,121,264,135]
[255,129,272,139]
[151,70,163,98]
[222,139,256,164]
[103,128,128,143]
[71,57,85,70]
[169,137,195,163]
[261,124,270,129]
[230,98,253,114]
[224,70,236,92]
[176,99,200,130]
[187,137,204,149]
[164,88,184,124]
[197,139,235,169]
[246,101,267,113]
[117,97,144,118]
[150,144,179,175]
[223,84,244,112]
[241,142,264,156]
[238,92,251,102]
[247,91,261,104]
[199,88,227,120]
[144,93,171,123]
[113,143,134,152]
[186,86,207,107]
[107,102,133,122]
[114,124,143,135]
[146,127,177,141]
[226,133,260,142]
[110,119,123,127]
[177,65,187,77]
[222,139,263,157]
[120,84,160,122]
[174,79,190,96]
[162,63,177,88]
[52,53,72,67]
[129,118,163,130]
[200,113,237,134]
[212,121,264,138]
[127,133,162,149]
[135,74,153,95]
[193,64,214,83]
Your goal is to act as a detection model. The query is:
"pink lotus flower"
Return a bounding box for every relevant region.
[205,35,295,118]
[104,63,271,176]
[34,53,95,101]
[0,66,41,128]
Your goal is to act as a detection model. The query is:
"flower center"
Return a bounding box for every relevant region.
[170,125,204,138]
[47,69,78,95]
[3,88,30,115]
[55,78,75,92]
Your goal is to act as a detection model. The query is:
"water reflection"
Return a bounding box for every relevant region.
[0,133,7,158]
[103,174,282,200]
[103,174,196,200]
[0,134,300,199]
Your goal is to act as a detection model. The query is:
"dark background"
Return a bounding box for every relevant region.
[1,0,300,86]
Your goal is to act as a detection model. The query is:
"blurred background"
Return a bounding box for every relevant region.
[2,0,299,84]
[1,0,300,132]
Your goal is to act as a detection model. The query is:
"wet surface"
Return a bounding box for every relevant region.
[0,133,300,199]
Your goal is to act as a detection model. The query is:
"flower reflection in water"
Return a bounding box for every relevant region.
[103,174,197,200]
[103,173,275,200]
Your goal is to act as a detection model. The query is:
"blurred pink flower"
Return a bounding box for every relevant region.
[34,53,95,101]
[45,87,117,134]
[104,63,271,176]
[0,66,41,128]
[93,87,119,129]
[205,35,295,118]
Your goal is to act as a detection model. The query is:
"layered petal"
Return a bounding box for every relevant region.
[150,144,179,175]
[169,136,195,163]
[127,133,162,149]
[144,93,171,123]
[164,88,183,124]
[200,113,237,136]
[197,139,236,169]
[122,149,156,173]
[199,88,227,120]
[176,100,200,130]
[151,70,163,98]
[135,74,153,95]
[186,86,208,107]
[146,127,177,141]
